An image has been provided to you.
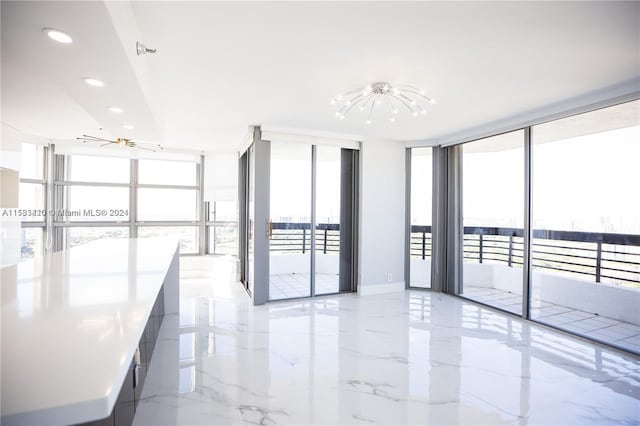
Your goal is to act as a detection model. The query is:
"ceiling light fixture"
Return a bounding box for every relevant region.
[331,82,436,124]
[84,78,104,87]
[77,134,162,152]
[108,107,124,113]
[42,28,72,44]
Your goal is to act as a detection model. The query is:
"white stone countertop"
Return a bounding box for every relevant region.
[1,238,179,426]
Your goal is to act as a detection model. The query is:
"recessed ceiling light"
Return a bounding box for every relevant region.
[108,107,124,113]
[123,125,134,130]
[42,28,72,44]
[83,78,104,87]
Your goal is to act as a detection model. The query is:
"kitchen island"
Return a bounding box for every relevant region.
[1,238,180,426]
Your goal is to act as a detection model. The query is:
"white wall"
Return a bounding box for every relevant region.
[358,139,406,294]
[1,123,22,267]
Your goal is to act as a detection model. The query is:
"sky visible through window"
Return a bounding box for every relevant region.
[410,124,639,235]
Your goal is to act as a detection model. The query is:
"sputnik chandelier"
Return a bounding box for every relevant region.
[331,82,436,124]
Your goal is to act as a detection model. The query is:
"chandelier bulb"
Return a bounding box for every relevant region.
[336,94,343,101]
[419,89,426,96]
[389,117,396,123]
[421,109,427,116]
[375,99,381,105]
[412,111,419,117]
[330,99,336,105]
[366,119,372,125]
[430,98,437,105]
[410,99,417,106]
[392,108,398,115]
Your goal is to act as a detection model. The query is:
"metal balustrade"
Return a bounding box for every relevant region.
[269,222,340,254]
[270,222,640,286]
[410,225,640,286]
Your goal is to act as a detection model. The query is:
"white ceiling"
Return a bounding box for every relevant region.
[2,1,639,152]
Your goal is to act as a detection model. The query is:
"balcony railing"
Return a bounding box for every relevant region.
[270,222,340,254]
[270,222,640,286]
[410,225,640,286]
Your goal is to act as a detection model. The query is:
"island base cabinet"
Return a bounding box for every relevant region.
[78,284,164,426]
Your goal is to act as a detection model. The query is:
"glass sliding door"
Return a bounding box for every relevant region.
[314,146,341,295]
[247,145,255,296]
[530,100,640,354]
[409,147,433,288]
[460,130,525,315]
[269,142,312,300]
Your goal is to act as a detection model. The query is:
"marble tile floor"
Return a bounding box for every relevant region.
[270,273,339,300]
[462,286,640,353]
[133,255,640,426]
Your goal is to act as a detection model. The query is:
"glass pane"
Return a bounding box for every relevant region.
[18,182,45,222]
[66,227,129,249]
[247,147,255,295]
[531,100,640,353]
[138,159,197,186]
[61,186,129,222]
[315,146,340,295]
[20,227,43,260]
[138,188,197,221]
[20,143,44,180]
[410,147,432,288]
[138,226,198,254]
[67,155,129,183]
[212,200,237,222]
[208,225,238,255]
[269,142,311,300]
[461,130,524,315]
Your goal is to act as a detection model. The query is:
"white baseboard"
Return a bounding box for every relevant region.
[357,281,405,296]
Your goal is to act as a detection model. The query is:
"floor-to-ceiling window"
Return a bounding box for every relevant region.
[258,138,358,302]
[57,154,131,248]
[409,147,433,288]
[459,130,525,315]
[314,146,341,296]
[414,99,640,355]
[51,153,203,254]
[18,143,46,259]
[269,142,312,300]
[530,100,640,353]
[137,158,200,254]
[207,200,238,255]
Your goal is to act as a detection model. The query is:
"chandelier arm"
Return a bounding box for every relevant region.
[78,135,114,143]
[396,84,421,91]
[398,93,427,111]
[383,96,400,118]
[358,93,375,110]
[342,93,373,117]
[345,92,366,107]
[398,88,434,102]
[387,93,416,112]
[342,88,365,97]
[135,146,157,152]
[367,96,376,121]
